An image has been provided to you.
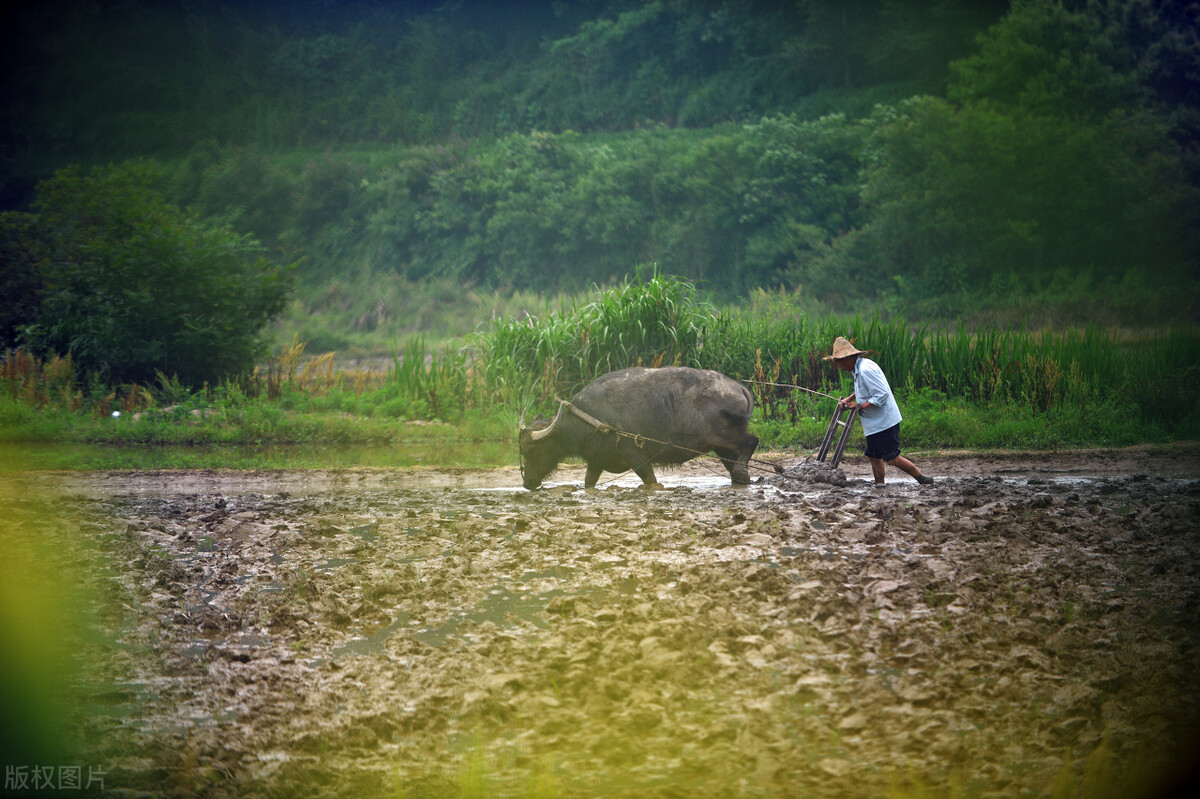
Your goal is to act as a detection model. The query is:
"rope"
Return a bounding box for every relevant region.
[743,379,840,402]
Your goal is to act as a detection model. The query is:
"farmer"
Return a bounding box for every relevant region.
[825,336,934,486]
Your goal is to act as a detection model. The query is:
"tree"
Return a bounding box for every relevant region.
[948,0,1145,117]
[831,93,1194,305]
[806,0,1200,309]
[3,163,293,387]
[0,212,41,345]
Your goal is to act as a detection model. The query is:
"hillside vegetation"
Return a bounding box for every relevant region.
[1,1,1198,460]
[3,0,1196,350]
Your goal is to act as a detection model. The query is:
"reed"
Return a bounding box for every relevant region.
[383,335,472,419]
[474,273,714,411]
[0,349,83,410]
[475,276,1197,437]
[690,306,1197,434]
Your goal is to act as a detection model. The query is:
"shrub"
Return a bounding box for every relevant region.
[5,163,293,388]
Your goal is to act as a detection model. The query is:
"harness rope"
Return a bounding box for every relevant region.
[742,379,841,402]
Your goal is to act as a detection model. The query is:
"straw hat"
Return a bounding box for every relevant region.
[823,336,869,361]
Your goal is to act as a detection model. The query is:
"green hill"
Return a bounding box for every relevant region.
[2,0,1197,353]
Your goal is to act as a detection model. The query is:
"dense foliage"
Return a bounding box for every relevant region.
[4,277,1197,465]
[468,277,1198,439]
[165,100,1195,320]
[149,0,1199,319]
[2,0,1005,174]
[478,273,713,408]
[0,164,292,387]
[2,0,1197,385]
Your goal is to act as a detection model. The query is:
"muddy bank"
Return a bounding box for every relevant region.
[9,446,1200,798]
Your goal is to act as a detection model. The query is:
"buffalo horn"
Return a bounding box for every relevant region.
[528,402,565,441]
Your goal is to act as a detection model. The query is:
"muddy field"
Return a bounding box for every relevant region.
[5,446,1200,798]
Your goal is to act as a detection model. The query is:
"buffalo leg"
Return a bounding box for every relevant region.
[584,463,604,488]
[632,464,662,489]
[716,448,751,484]
[718,434,758,484]
[615,439,664,488]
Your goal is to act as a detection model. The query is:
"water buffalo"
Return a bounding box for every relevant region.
[518,366,759,489]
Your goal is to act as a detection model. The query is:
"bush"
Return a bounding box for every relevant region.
[3,163,294,388]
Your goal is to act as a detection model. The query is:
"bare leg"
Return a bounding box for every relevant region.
[869,457,886,484]
[886,456,933,484]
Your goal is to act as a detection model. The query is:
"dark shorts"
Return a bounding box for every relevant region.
[864,423,901,461]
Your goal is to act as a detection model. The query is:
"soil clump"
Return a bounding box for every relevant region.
[769,459,848,486]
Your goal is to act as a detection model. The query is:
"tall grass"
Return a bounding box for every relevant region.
[380,336,472,420]
[4,276,1198,450]
[474,273,714,411]
[1,350,84,410]
[698,306,1198,432]
[462,275,1198,447]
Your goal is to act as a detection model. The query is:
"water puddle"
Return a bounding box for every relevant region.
[348,523,378,542]
[539,473,751,492]
[520,565,575,582]
[330,613,410,658]
[413,585,557,647]
[324,582,613,660]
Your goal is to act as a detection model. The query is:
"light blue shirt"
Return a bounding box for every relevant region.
[853,357,902,436]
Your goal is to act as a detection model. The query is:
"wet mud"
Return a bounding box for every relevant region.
[10,446,1200,798]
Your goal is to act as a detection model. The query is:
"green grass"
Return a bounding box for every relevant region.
[475,271,713,412]
[3,275,1197,471]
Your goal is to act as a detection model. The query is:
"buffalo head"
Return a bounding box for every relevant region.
[518,403,566,490]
